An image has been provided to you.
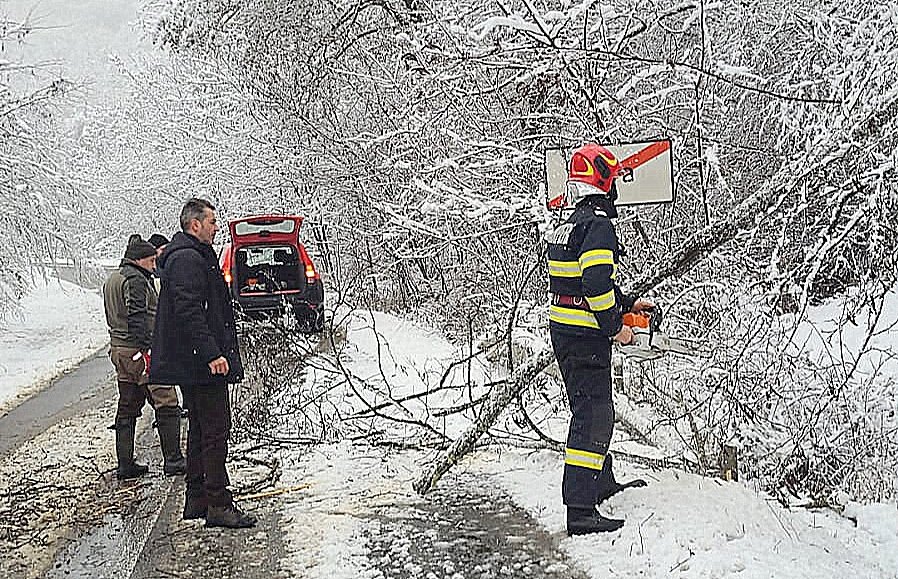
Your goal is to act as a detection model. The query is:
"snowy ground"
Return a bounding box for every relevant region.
[0,275,108,414]
[274,439,898,578]
[791,287,898,379]
[1,280,896,578]
[272,308,898,579]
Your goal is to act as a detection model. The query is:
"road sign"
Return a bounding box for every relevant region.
[545,139,674,208]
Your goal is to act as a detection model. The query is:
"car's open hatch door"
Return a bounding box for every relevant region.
[229,215,303,245]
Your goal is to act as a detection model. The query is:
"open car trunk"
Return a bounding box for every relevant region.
[235,244,305,296]
[223,215,324,332]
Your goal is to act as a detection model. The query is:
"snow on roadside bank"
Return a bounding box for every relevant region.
[276,310,898,579]
[0,276,107,413]
[480,448,898,578]
[790,287,898,379]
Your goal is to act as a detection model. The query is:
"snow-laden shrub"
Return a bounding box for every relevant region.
[615,285,898,505]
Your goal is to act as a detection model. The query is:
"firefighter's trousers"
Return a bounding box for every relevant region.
[550,326,616,508]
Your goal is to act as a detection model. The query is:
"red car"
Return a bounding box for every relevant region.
[219,215,325,332]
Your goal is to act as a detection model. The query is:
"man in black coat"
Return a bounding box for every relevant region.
[151,197,255,529]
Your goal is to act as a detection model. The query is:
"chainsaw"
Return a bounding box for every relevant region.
[618,307,701,361]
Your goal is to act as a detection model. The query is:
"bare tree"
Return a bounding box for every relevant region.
[0,11,76,316]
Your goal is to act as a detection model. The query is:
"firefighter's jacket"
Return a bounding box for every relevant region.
[546,197,632,337]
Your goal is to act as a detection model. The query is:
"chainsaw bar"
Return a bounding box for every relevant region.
[619,328,703,361]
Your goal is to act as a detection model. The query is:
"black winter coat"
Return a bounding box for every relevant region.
[150,231,244,385]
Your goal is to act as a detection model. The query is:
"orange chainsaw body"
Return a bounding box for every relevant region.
[622,312,651,329]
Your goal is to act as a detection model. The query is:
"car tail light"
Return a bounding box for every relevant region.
[220,244,233,285]
[298,245,319,281]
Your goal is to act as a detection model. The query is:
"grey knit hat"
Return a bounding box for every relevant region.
[124,238,156,260]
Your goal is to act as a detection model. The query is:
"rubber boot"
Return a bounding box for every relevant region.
[115,418,148,480]
[205,504,257,529]
[156,407,186,476]
[566,507,624,535]
[183,491,208,520]
[597,454,647,505]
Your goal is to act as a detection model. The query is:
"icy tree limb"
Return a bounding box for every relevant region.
[630,95,898,297]
[414,93,898,494]
[413,346,555,495]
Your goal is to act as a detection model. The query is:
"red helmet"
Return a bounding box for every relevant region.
[568,143,619,193]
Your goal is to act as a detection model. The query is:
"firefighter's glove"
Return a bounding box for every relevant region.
[613,325,634,345]
[631,298,655,313]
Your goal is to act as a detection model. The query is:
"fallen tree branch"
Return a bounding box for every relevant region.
[413,346,554,494]
[235,483,312,501]
[631,93,898,297]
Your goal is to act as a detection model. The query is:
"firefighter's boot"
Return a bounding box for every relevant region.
[115,418,148,480]
[566,507,624,535]
[597,454,647,505]
[205,504,257,529]
[156,406,186,476]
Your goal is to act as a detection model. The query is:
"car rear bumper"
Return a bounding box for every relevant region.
[234,293,324,333]
[235,293,322,314]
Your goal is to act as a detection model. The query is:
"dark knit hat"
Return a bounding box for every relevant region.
[147,233,169,249]
[124,238,156,261]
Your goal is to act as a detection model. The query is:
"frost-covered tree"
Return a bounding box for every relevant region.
[139,0,898,503]
[58,52,298,252]
[0,12,74,317]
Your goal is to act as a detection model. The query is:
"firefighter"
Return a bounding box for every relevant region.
[547,143,652,535]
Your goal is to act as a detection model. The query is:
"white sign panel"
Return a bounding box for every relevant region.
[545,139,674,208]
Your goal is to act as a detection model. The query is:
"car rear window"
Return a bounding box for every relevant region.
[234,219,296,236]
[239,245,297,267]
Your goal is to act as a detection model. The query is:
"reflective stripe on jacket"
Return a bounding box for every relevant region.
[546,198,624,337]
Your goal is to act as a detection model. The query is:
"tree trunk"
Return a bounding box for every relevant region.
[413,347,555,495]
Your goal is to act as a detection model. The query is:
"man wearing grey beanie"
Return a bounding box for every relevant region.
[103,236,186,479]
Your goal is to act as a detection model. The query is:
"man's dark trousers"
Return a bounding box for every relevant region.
[550,327,615,508]
[182,382,232,507]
